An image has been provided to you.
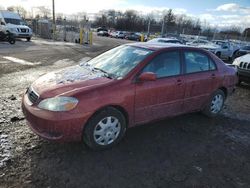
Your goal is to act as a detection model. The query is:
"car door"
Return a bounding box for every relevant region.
[182,50,217,113]
[134,50,185,124]
[221,42,231,59]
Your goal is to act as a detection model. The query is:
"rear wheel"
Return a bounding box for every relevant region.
[202,89,225,117]
[83,107,127,150]
[216,52,221,58]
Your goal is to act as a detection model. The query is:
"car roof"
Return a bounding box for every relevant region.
[127,42,197,51]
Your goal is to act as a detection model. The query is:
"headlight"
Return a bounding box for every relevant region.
[38,96,78,112]
[10,28,17,32]
[232,57,240,66]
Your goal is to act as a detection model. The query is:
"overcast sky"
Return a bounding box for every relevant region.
[1,0,250,29]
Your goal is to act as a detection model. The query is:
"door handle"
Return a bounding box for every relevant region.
[177,79,182,85]
[211,74,216,79]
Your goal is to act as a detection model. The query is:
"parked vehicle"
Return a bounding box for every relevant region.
[212,40,227,46]
[197,43,221,54]
[235,45,250,58]
[213,41,240,61]
[125,32,141,41]
[109,31,117,38]
[96,27,108,33]
[0,31,15,44]
[233,54,250,84]
[22,43,237,150]
[115,31,125,39]
[97,30,109,37]
[147,37,183,44]
[0,10,32,41]
[186,39,210,46]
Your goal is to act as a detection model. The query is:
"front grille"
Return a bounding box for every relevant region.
[21,29,27,33]
[27,87,39,104]
[239,62,250,70]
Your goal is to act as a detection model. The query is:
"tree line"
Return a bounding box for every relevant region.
[2,5,249,40]
[93,9,202,35]
[93,9,248,40]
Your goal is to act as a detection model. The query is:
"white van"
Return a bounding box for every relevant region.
[0,10,32,41]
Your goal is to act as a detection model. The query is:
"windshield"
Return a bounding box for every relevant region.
[83,45,153,79]
[4,18,26,25]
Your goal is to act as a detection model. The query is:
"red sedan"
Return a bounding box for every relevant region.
[22,43,237,150]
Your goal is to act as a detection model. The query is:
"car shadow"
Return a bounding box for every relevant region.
[238,82,250,90]
[29,113,250,188]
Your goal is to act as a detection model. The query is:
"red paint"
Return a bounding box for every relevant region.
[22,44,237,142]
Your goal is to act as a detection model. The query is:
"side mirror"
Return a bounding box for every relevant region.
[1,22,5,25]
[138,72,157,82]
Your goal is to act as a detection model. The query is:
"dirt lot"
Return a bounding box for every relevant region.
[0,36,250,188]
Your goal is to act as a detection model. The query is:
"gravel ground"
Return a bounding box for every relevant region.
[0,36,250,188]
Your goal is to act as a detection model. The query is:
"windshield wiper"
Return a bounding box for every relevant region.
[93,67,114,79]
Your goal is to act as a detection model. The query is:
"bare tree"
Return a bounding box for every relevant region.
[7,6,27,18]
[36,6,51,19]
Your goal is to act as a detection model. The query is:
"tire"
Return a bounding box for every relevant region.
[83,107,127,150]
[216,52,221,58]
[236,80,242,86]
[202,89,225,117]
[9,38,15,44]
[26,37,31,41]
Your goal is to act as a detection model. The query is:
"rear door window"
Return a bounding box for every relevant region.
[184,51,216,73]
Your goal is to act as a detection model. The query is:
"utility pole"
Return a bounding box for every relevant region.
[147,19,151,36]
[52,0,56,40]
[161,17,165,37]
[63,17,66,41]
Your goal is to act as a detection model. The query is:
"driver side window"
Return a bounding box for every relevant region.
[143,51,181,78]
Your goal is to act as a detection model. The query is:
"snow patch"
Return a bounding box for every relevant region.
[53,59,76,66]
[0,133,12,168]
[3,56,41,66]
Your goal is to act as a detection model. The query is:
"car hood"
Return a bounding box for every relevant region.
[233,54,250,66]
[31,65,113,98]
[6,23,30,29]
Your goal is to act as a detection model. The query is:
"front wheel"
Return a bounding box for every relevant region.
[8,38,16,44]
[26,37,31,41]
[202,89,225,117]
[83,107,127,150]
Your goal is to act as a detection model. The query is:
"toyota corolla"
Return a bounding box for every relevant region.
[22,43,237,150]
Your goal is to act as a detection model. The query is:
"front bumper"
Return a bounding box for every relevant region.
[22,94,91,142]
[12,32,32,38]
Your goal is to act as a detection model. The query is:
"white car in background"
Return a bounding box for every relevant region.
[187,39,220,53]
[186,39,210,46]
[115,31,125,39]
[109,31,117,38]
[232,54,250,84]
[213,41,241,60]
[0,10,32,41]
